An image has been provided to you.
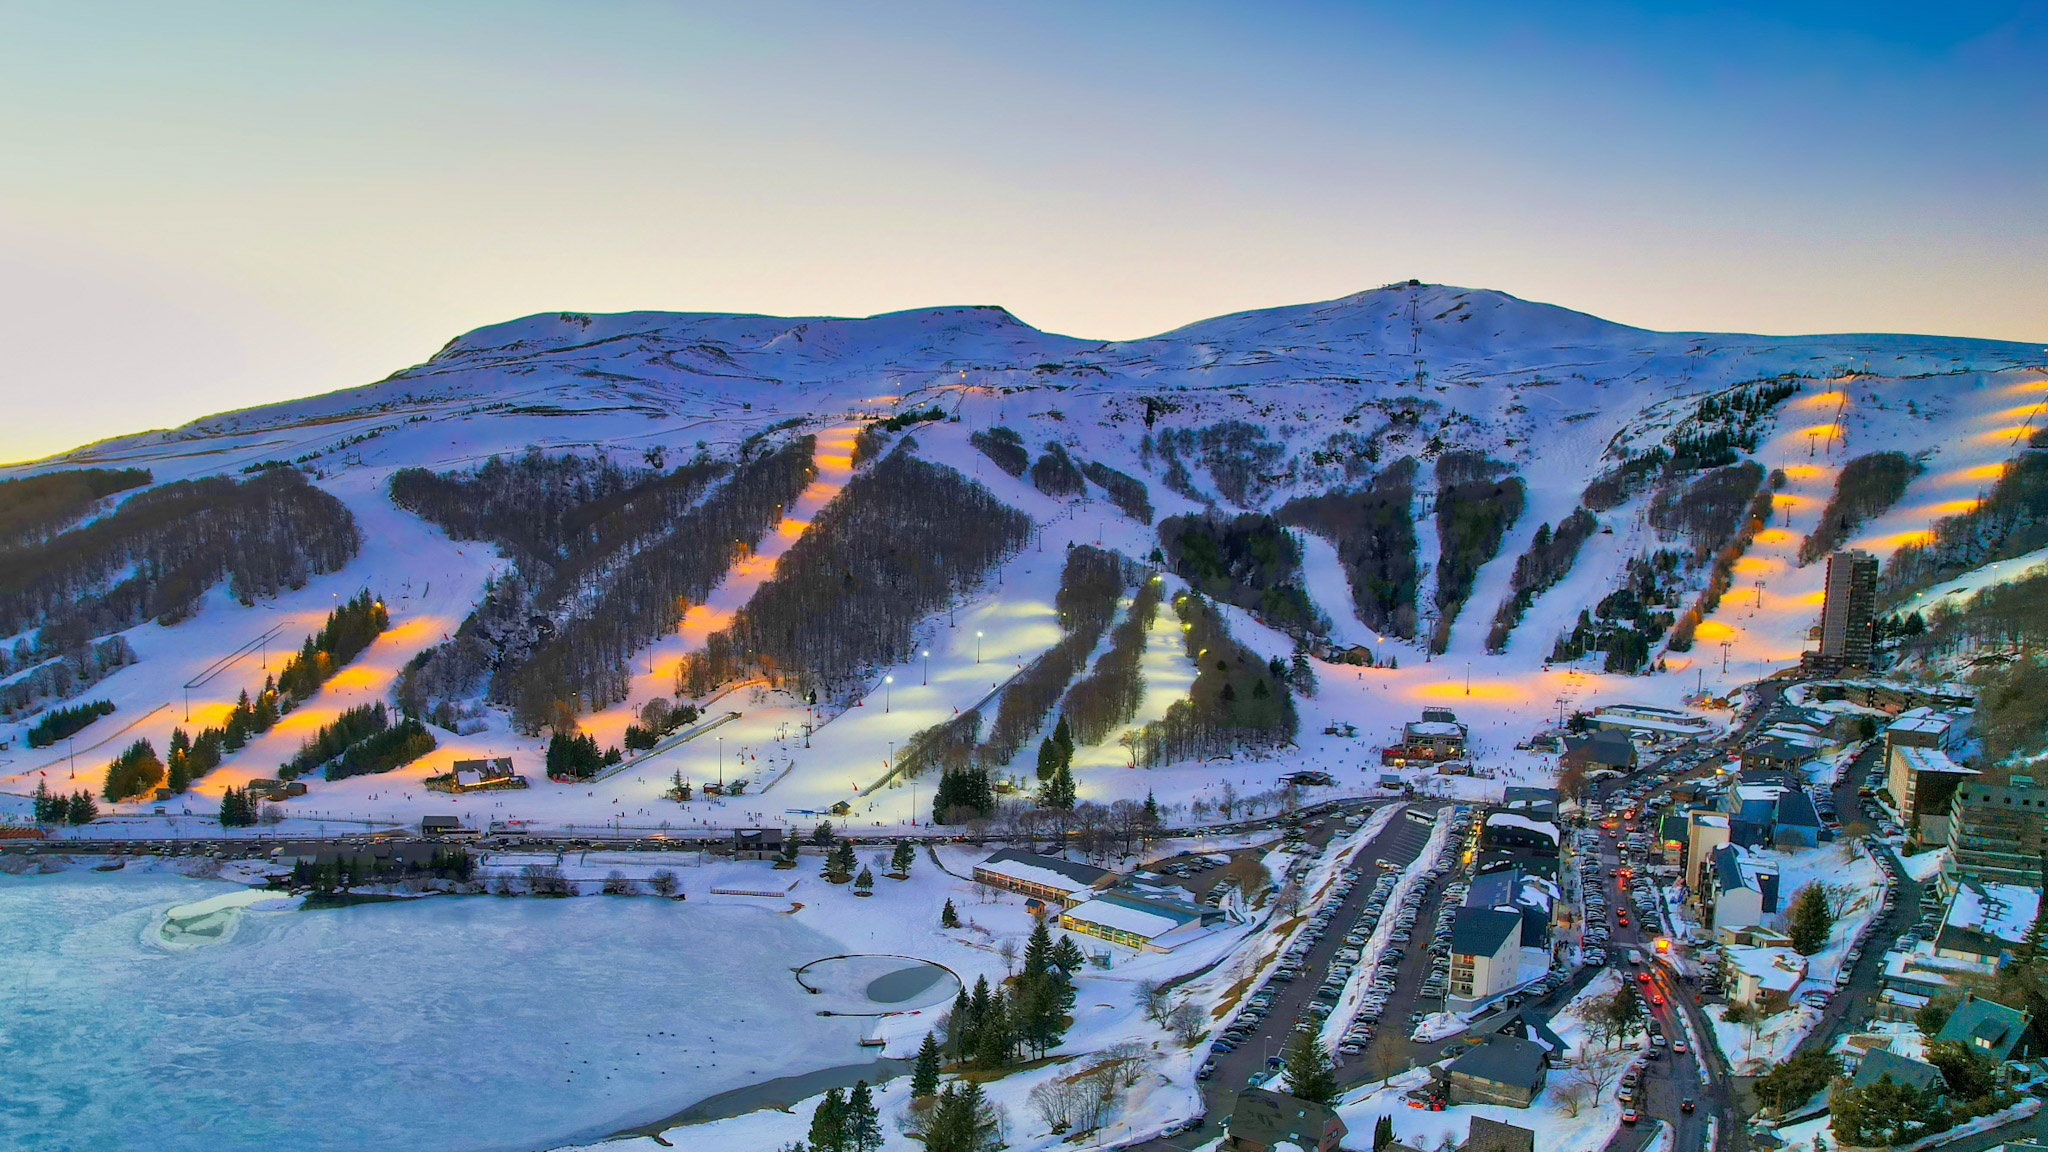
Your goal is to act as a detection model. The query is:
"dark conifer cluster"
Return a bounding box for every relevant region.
[30,779,97,824]
[1157,511,1320,636]
[1278,457,1419,637]
[24,698,115,748]
[1429,452,1525,653]
[102,738,165,802]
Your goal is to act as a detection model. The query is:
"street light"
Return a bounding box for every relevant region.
[921,649,930,686]
[884,675,894,713]
[976,631,983,664]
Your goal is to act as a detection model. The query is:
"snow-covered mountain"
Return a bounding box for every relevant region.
[4,281,2043,839]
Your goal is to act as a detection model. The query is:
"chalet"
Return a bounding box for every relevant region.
[1935,994,2031,1062]
[1935,882,2038,969]
[1383,708,1468,766]
[1740,737,1810,775]
[1443,1035,1550,1107]
[1223,1087,1347,1152]
[1589,704,1712,738]
[973,848,1114,908]
[420,814,472,837]
[1851,1049,1946,1098]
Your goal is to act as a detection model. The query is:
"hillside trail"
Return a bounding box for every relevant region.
[582,426,858,747]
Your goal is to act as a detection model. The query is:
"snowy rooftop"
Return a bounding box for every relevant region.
[1727,945,1806,991]
[1947,882,2040,944]
[1485,812,1560,843]
[1899,746,1976,776]
[1407,721,1466,738]
[974,849,1112,894]
[1062,891,1210,939]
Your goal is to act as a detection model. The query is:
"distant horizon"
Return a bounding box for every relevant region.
[4,2,2042,461]
[16,277,2042,469]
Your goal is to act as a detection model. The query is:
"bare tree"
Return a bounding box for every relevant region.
[1568,1051,1620,1098]
[601,869,636,895]
[1165,1001,1207,1045]
[1027,1077,1085,1133]
[999,938,1018,975]
[1137,979,1170,1023]
[1556,1081,1587,1118]
[648,870,679,897]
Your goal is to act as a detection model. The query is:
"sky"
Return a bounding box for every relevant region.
[2,1,2044,463]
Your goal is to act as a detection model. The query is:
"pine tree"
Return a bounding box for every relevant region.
[1141,790,1160,828]
[31,779,56,824]
[780,832,800,866]
[1374,1115,1395,1152]
[1035,737,1060,782]
[807,1086,847,1152]
[1283,1028,1338,1104]
[1053,714,1074,765]
[1050,935,1084,977]
[947,985,974,1059]
[941,898,961,928]
[1023,917,1054,981]
[66,790,97,824]
[845,1079,883,1152]
[911,1032,943,1097]
[1788,883,1835,955]
[972,989,1011,1068]
[890,839,915,876]
[1042,760,1076,810]
[854,867,874,895]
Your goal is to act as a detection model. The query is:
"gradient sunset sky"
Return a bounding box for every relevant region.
[2,1,2042,462]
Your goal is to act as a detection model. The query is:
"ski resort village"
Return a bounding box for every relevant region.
[5,286,2048,1152]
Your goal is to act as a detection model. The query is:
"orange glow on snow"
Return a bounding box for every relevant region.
[1798,423,1840,440]
[323,665,382,692]
[1911,498,1982,517]
[1863,528,1934,550]
[1692,620,1737,641]
[2000,378,2048,395]
[1986,403,2048,423]
[1796,390,1846,409]
[1936,461,2008,485]
[1780,464,1825,480]
[1753,528,1795,546]
[1411,679,1524,703]
[1976,425,2036,444]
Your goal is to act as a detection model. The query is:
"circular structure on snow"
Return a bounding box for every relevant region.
[793,954,962,1016]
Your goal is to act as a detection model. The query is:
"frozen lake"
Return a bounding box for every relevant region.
[0,872,868,1152]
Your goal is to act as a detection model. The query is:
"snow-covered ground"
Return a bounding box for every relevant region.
[3,288,2045,1151]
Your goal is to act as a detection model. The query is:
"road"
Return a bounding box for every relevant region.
[1137,801,1444,1150]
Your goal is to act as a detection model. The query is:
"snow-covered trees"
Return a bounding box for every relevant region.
[1487,507,1597,651]
[1061,575,1162,746]
[1157,511,1320,637]
[1430,451,1525,652]
[1128,592,1296,767]
[684,446,1030,705]
[1,467,358,645]
[1278,457,1420,638]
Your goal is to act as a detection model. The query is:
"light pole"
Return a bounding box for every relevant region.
[976,631,983,664]
[884,675,894,713]
[921,649,930,686]
[1465,662,1471,696]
